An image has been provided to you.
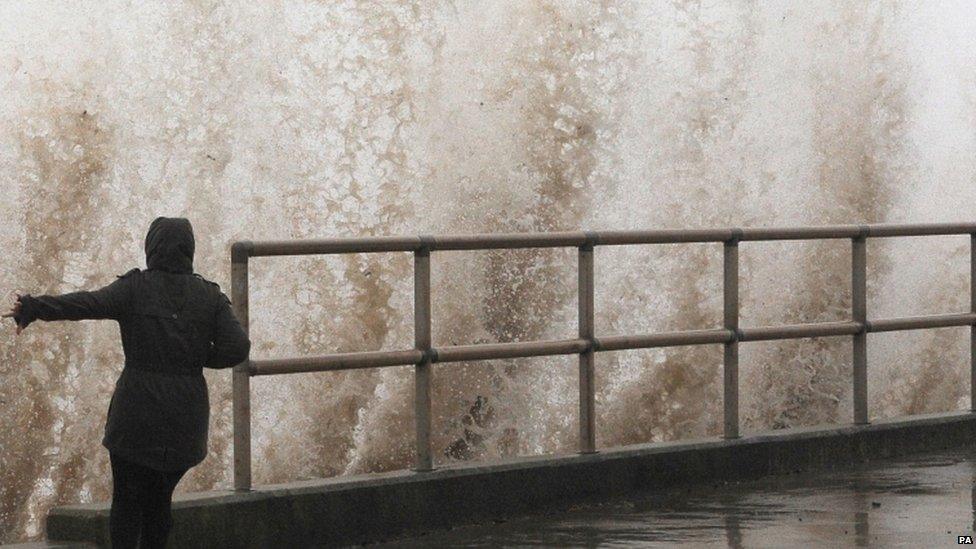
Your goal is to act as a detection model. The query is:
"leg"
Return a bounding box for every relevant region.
[109,452,146,549]
[139,466,188,549]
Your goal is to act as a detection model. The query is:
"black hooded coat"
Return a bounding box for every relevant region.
[15,217,251,471]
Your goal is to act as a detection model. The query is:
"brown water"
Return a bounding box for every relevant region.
[2,1,976,543]
[379,448,976,547]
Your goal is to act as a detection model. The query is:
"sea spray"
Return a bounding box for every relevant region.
[2,1,976,543]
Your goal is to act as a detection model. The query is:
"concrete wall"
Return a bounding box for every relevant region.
[46,411,976,547]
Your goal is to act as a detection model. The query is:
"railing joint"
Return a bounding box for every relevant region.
[416,235,435,255]
[581,230,599,251]
[231,240,254,263]
[861,320,872,334]
[590,337,602,352]
[727,228,742,245]
[426,348,439,363]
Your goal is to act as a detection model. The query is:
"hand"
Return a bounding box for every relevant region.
[2,293,25,335]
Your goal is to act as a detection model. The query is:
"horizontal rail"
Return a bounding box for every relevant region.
[739,225,865,241]
[595,229,735,245]
[243,236,424,257]
[867,223,976,238]
[247,315,976,376]
[234,222,976,257]
[250,349,424,376]
[596,329,732,350]
[425,232,591,251]
[868,313,976,333]
[239,233,594,257]
[739,321,863,342]
[433,338,589,363]
[249,341,589,376]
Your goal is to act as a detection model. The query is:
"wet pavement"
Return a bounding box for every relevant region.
[376,447,976,547]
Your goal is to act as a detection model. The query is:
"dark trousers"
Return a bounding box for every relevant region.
[109,452,188,549]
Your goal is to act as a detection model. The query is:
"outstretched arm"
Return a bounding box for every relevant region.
[3,275,133,335]
[206,292,251,369]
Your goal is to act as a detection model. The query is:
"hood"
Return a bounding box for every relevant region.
[145,216,195,274]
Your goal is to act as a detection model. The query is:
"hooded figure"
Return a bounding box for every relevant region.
[9,216,250,547]
[12,216,250,471]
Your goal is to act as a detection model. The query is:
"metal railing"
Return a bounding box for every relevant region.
[228,222,976,491]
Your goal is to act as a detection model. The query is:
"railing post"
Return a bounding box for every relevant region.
[578,241,596,454]
[852,234,868,425]
[971,233,975,412]
[414,246,434,471]
[231,243,252,491]
[723,233,740,439]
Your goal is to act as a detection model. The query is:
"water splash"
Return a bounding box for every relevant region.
[1,1,976,543]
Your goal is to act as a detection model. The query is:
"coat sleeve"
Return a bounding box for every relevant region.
[206,291,251,369]
[17,274,134,327]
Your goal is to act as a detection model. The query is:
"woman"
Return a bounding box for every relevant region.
[3,216,250,549]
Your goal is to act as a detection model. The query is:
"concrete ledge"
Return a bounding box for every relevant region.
[46,411,976,547]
